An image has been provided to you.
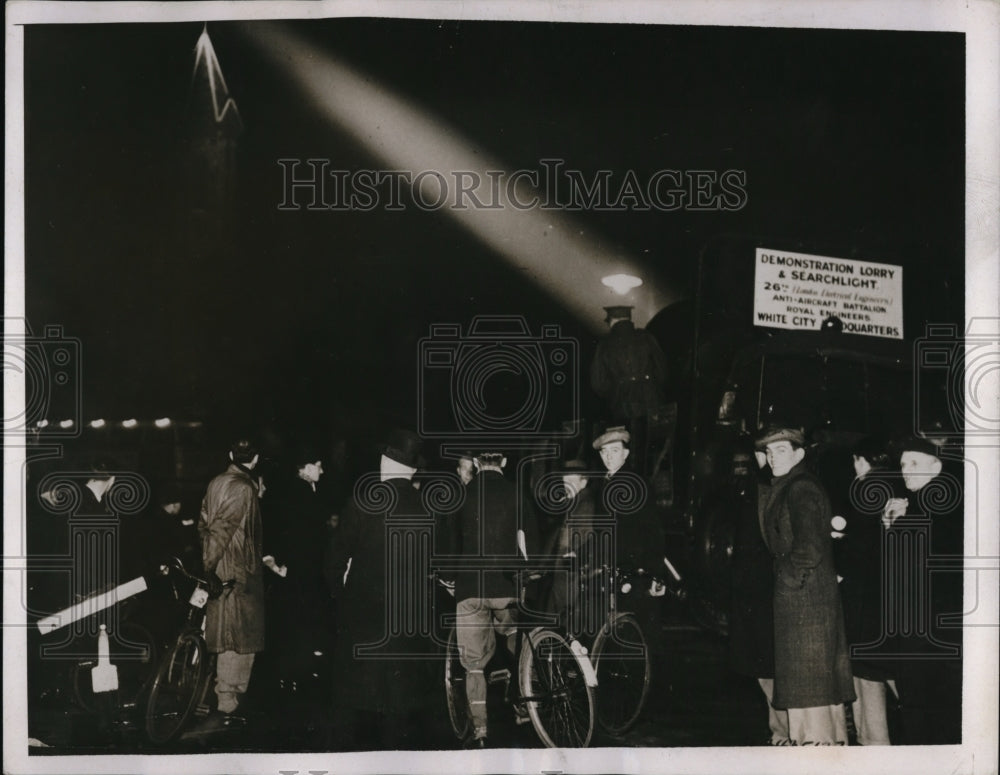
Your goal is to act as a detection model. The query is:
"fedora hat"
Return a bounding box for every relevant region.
[557,458,590,473]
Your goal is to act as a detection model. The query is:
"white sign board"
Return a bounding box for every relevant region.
[753,248,904,339]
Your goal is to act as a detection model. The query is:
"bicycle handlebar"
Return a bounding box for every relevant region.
[159,556,235,591]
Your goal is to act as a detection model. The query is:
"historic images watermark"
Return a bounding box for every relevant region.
[2,319,81,439]
[277,158,748,212]
[417,316,578,440]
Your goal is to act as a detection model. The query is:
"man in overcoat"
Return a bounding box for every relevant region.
[878,435,963,744]
[757,425,855,745]
[266,446,336,704]
[325,429,435,749]
[729,448,786,744]
[189,439,265,735]
[541,459,598,634]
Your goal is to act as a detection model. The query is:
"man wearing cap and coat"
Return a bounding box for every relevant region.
[757,425,855,745]
[591,426,667,660]
[540,459,599,634]
[325,429,435,749]
[189,440,265,735]
[590,306,668,478]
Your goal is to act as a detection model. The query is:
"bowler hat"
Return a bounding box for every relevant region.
[896,434,944,460]
[379,428,424,469]
[592,425,631,449]
[755,424,805,450]
[557,458,590,473]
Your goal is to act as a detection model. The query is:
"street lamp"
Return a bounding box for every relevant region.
[601,273,643,295]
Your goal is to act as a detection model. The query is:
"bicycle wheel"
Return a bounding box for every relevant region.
[443,628,472,740]
[519,628,595,748]
[145,631,208,744]
[71,621,159,713]
[591,612,651,735]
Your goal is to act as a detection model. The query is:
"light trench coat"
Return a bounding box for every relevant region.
[199,464,265,654]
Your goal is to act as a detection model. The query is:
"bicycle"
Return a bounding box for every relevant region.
[587,560,685,736]
[442,573,598,748]
[144,557,233,744]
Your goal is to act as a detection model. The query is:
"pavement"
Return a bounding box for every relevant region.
[26,606,771,754]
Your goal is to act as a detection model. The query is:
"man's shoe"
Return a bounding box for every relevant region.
[513,704,531,726]
[180,711,240,739]
[463,735,488,749]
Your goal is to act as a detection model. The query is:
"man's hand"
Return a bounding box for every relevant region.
[206,571,224,599]
[882,497,909,529]
[649,580,667,597]
[263,555,288,577]
[438,578,456,598]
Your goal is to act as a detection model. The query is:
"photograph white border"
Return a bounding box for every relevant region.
[5,1,998,774]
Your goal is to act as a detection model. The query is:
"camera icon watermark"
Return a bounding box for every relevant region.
[417,315,578,439]
[3,320,81,438]
[913,318,1000,442]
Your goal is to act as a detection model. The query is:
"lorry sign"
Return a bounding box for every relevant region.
[753,248,904,339]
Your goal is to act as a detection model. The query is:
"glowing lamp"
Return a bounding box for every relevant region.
[122,419,138,429]
[59,419,74,429]
[154,418,172,428]
[601,274,643,295]
[36,419,49,429]
[89,419,106,429]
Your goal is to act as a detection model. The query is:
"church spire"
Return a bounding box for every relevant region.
[188,24,242,135]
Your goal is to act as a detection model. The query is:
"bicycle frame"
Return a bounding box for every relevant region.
[143,558,232,744]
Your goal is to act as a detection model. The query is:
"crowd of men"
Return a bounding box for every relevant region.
[729,425,963,746]
[179,420,665,748]
[27,304,964,749]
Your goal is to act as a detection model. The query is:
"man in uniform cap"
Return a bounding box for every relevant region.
[756,423,854,744]
[590,305,668,478]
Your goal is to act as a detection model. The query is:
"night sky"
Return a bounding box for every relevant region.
[23,19,965,442]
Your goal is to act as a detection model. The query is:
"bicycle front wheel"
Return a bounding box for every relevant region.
[591,612,651,735]
[519,628,595,748]
[144,631,208,744]
[443,627,472,741]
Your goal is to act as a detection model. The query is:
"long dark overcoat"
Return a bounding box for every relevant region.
[760,461,854,709]
[325,476,434,713]
[728,474,775,679]
[836,469,900,681]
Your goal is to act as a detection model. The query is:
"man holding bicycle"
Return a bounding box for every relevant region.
[592,427,667,656]
[451,451,538,748]
[188,439,265,735]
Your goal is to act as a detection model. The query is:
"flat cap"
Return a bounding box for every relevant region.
[755,424,805,450]
[592,425,631,449]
